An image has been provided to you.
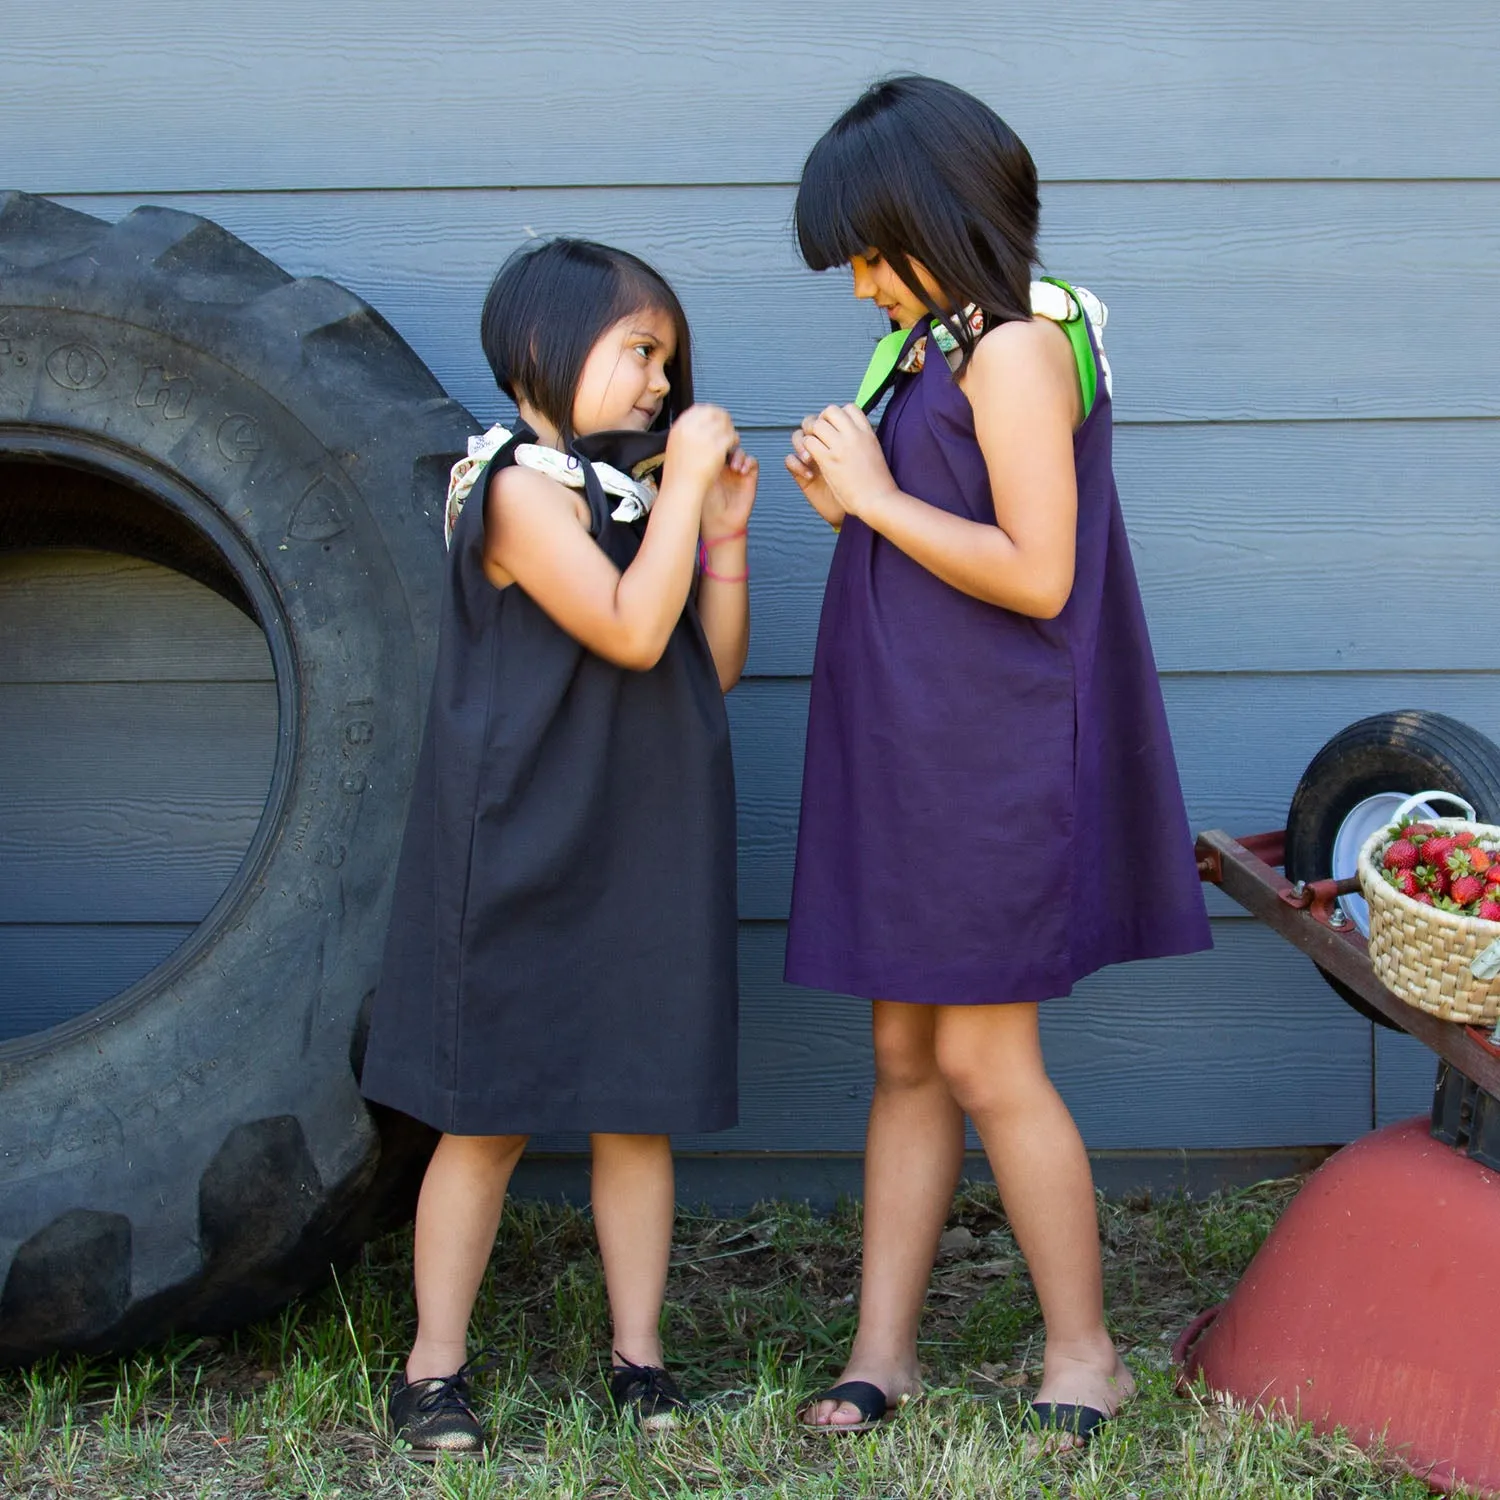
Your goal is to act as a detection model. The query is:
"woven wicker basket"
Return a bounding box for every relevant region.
[1358,805,1500,1025]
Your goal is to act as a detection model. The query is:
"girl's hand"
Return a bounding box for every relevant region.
[664,403,739,496]
[703,444,759,535]
[785,419,845,528]
[801,404,897,521]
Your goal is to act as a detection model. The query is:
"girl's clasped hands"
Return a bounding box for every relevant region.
[787,402,893,529]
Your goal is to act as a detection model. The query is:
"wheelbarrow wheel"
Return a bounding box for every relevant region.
[1284,711,1500,1028]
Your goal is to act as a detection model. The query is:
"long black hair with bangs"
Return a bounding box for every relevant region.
[479,237,693,447]
[794,76,1039,372]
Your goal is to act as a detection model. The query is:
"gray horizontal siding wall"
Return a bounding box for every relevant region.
[0,551,277,1040]
[6,1,1499,1155]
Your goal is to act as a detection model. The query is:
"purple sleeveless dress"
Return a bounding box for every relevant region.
[785,316,1211,1004]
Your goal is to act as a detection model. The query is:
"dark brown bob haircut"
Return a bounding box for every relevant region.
[479,238,693,446]
[794,75,1039,371]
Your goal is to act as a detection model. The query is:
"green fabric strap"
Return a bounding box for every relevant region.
[1040,276,1097,419]
[856,326,914,410]
[854,280,1099,418]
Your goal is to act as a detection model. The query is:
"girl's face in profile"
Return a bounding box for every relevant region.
[572,305,677,436]
[850,249,945,329]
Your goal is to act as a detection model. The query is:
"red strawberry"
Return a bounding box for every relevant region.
[1422,836,1458,869]
[1470,848,1492,873]
[1396,870,1422,898]
[1403,822,1437,839]
[1417,863,1449,895]
[1479,899,1500,923]
[1382,839,1419,871]
[1416,892,1436,905]
[1451,874,1486,907]
[1487,866,1500,886]
[1456,831,1478,848]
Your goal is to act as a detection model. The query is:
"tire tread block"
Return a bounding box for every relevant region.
[0,1209,132,1353]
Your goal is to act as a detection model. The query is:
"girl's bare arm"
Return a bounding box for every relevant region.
[803,318,1080,619]
[695,538,751,691]
[481,408,736,669]
[694,445,758,691]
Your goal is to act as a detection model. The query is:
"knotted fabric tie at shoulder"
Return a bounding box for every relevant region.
[445,424,667,548]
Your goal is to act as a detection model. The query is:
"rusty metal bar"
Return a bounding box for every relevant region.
[1196,828,1500,1100]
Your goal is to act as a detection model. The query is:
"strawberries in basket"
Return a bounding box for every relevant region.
[1380,816,1500,920]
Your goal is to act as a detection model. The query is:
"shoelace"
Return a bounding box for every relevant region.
[611,1352,682,1407]
[412,1369,472,1415]
[411,1348,500,1412]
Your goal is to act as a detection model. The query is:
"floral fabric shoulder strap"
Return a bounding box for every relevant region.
[1038,276,1113,419]
[444,424,662,549]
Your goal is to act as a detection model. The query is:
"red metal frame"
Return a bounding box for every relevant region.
[1196,828,1500,1099]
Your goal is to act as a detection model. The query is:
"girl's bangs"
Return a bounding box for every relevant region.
[794,132,885,271]
[608,265,676,327]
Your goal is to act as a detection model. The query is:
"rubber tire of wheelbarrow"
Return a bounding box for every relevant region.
[0,193,474,1363]
[1284,711,1500,1029]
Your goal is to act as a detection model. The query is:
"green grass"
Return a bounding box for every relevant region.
[0,1180,1455,1498]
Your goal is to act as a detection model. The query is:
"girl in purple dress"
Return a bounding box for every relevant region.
[784,77,1211,1445]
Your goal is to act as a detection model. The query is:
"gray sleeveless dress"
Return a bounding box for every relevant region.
[361,430,739,1134]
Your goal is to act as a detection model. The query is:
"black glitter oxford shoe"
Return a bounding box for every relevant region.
[609,1353,690,1431]
[387,1364,486,1460]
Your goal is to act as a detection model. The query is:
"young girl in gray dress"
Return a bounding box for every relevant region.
[361,238,756,1455]
[784,77,1211,1446]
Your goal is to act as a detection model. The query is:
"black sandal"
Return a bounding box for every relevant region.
[798,1379,891,1434]
[1026,1400,1113,1447]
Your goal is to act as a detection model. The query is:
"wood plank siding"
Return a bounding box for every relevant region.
[5,2,1496,1160]
[0,550,276,1039]
[41,184,1500,429]
[4,4,1497,187]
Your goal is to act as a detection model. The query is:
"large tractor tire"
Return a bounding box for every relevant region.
[0,193,477,1362]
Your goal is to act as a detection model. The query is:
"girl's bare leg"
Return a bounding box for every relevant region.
[933,1003,1133,1427]
[407,1132,528,1381]
[802,1000,966,1427]
[591,1132,675,1368]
